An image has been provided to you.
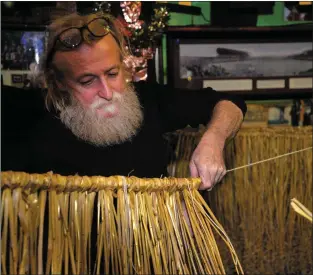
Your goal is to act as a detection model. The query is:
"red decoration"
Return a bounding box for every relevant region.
[119,2,169,81]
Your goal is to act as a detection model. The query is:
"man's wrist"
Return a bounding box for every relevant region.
[201,127,227,149]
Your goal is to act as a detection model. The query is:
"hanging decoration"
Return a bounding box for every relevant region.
[119,2,169,56]
[118,1,170,81]
[87,1,170,81]
[120,1,143,29]
[91,1,111,14]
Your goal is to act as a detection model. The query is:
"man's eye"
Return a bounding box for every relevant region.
[80,78,94,86]
[108,71,118,78]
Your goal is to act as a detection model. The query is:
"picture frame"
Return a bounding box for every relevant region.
[284,1,312,22]
[1,28,46,71]
[11,74,23,83]
[1,25,46,87]
[166,24,313,100]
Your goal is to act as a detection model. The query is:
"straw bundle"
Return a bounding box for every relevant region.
[167,126,312,275]
[1,171,243,275]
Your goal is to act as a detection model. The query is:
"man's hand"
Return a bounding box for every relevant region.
[189,130,226,190]
[189,100,244,190]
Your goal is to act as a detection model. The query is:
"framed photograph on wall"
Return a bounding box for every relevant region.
[1,29,46,70]
[11,74,23,83]
[166,24,313,100]
[179,42,312,79]
[284,1,312,22]
[1,26,46,87]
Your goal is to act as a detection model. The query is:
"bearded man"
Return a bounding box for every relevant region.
[3,11,246,191]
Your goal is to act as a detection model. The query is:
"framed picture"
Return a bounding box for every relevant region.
[1,29,46,71]
[11,74,23,83]
[166,24,313,100]
[1,25,46,88]
[179,42,312,79]
[284,1,312,22]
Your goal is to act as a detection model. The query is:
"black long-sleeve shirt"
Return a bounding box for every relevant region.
[2,81,246,177]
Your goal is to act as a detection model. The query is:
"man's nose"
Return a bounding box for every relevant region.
[98,77,113,101]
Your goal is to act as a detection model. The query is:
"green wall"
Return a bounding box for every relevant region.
[161,1,311,83]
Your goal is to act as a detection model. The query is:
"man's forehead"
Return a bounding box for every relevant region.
[74,33,119,54]
[53,34,121,73]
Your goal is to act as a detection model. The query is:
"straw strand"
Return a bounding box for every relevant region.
[291,198,312,223]
[226,147,312,173]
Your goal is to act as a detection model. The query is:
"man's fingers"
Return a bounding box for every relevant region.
[215,166,226,184]
[219,169,227,182]
[199,166,226,191]
[189,161,199,178]
[198,167,214,190]
[190,157,227,191]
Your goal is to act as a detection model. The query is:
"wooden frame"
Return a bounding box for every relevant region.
[166,24,313,100]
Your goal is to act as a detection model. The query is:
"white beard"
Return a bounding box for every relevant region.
[59,83,143,147]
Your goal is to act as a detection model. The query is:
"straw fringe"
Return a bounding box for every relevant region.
[167,126,312,274]
[1,171,243,275]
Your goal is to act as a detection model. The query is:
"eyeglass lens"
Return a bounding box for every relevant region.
[59,28,82,48]
[59,18,110,48]
[88,19,110,37]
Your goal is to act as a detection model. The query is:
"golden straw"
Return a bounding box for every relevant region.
[291,198,312,223]
[167,126,312,274]
[1,171,243,275]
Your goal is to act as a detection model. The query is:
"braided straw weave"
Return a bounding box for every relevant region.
[167,126,312,275]
[1,171,243,275]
